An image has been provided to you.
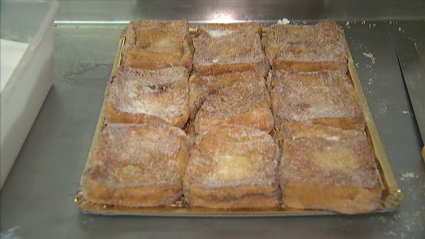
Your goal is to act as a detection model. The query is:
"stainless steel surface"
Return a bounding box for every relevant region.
[394,38,425,159]
[55,0,425,23]
[1,1,425,238]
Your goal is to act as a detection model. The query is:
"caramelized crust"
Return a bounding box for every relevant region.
[280,124,382,214]
[189,72,244,119]
[104,66,189,128]
[122,20,194,71]
[195,72,274,134]
[193,22,269,76]
[271,70,365,134]
[82,123,189,207]
[184,125,280,209]
[266,20,349,72]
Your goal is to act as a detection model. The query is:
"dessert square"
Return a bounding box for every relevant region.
[122,20,194,71]
[280,124,382,214]
[104,66,189,128]
[194,71,274,134]
[266,20,348,72]
[271,70,365,134]
[184,125,280,209]
[193,22,269,76]
[82,123,188,207]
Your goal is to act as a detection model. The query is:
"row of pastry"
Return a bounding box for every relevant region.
[81,19,382,214]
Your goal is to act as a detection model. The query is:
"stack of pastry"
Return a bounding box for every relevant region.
[81,20,193,207]
[185,22,280,209]
[80,19,382,214]
[267,20,381,214]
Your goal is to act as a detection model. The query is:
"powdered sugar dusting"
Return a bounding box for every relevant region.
[271,70,363,122]
[125,20,190,58]
[266,20,348,63]
[326,136,340,141]
[208,29,234,38]
[280,125,380,189]
[185,125,279,188]
[194,23,266,65]
[85,123,188,187]
[195,72,273,133]
[189,72,241,119]
[105,66,189,125]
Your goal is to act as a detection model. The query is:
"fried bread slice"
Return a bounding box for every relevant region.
[193,23,269,76]
[184,125,280,209]
[81,123,188,207]
[280,124,382,214]
[104,66,189,128]
[271,70,365,134]
[195,72,274,134]
[188,72,244,119]
[266,20,349,72]
[122,20,194,71]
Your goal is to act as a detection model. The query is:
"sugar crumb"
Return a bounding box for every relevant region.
[400,172,418,180]
[277,18,290,25]
[363,52,376,64]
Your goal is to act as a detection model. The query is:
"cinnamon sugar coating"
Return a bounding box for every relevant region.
[266,20,349,72]
[82,123,188,207]
[122,20,194,71]
[104,66,189,128]
[194,22,269,76]
[184,125,280,209]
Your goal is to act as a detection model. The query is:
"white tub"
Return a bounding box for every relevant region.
[1,0,59,188]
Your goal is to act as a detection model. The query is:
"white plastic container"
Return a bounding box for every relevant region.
[0,0,59,188]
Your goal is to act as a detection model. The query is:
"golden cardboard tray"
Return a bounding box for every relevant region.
[74,26,403,216]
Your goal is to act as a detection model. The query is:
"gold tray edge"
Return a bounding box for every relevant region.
[347,56,403,209]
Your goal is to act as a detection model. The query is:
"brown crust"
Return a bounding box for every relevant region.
[81,123,188,207]
[189,71,262,120]
[283,182,382,214]
[186,187,280,209]
[272,60,348,73]
[122,20,193,71]
[266,19,349,72]
[279,124,382,214]
[196,107,274,134]
[194,59,269,76]
[83,177,183,207]
[279,117,365,135]
[122,48,193,72]
[271,70,365,134]
[103,66,189,128]
[194,71,274,134]
[193,22,269,76]
[104,103,169,125]
[189,73,240,119]
[184,125,280,209]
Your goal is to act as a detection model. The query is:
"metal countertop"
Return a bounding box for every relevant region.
[1,1,424,238]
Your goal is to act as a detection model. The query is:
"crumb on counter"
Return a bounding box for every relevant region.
[277,18,290,25]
